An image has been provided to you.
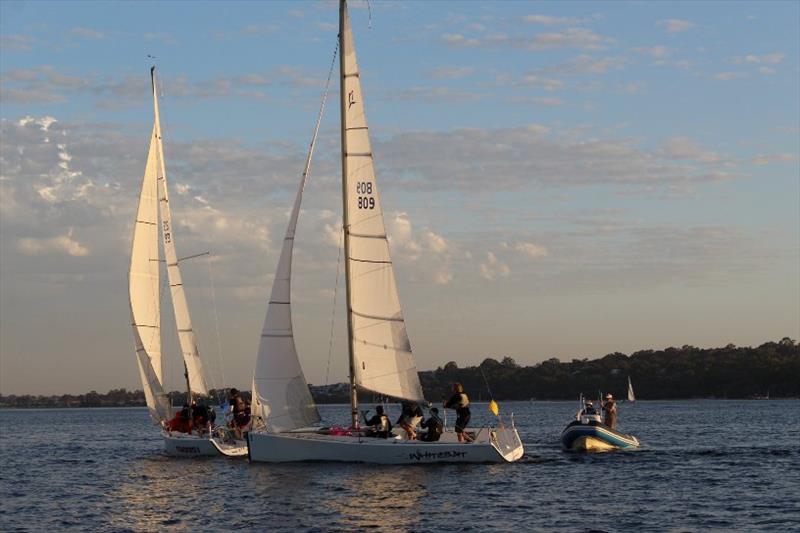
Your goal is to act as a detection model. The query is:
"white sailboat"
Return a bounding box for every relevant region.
[247,0,524,464]
[627,376,636,402]
[129,67,246,457]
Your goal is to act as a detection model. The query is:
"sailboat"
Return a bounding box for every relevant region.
[128,67,246,457]
[247,0,524,464]
[627,376,635,402]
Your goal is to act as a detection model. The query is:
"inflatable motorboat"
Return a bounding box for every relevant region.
[561,413,640,452]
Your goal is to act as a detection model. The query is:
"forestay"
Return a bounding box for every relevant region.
[128,117,171,423]
[340,3,425,403]
[252,47,339,432]
[151,74,209,397]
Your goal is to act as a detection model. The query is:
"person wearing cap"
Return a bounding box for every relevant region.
[444,382,472,442]
[580,400,597,416]
[602,394,617,429]
[419,407,443,442]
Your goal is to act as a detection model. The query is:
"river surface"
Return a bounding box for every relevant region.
[1,400,798,532]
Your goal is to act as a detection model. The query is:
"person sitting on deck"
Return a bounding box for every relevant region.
[192,401,215,436]
[444,383,472,443]
[166,404,193,434]
[227,388,251,439]
[419,407,443,442]
[396,401,424,440]
[362,405,392,438]
[602,394,617,429]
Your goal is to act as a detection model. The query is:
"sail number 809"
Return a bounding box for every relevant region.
[356,181,375,209]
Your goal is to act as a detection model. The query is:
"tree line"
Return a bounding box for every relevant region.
[1,338,797,408]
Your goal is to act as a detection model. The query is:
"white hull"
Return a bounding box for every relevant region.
[247,427,524,464]
[163,431,248,457]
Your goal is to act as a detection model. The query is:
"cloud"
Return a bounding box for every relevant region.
[70,27,105,39]
[425,66,474,80]
[659,137,721,163]
[18,230,90,257]
[751,153,796,165]
[0,34,36,52]
[656,19,695,33]
[522,15,583,26]
[632,46,670,58]
[375,126,736,192]
[386,86,481,104]
[542,54,626,75]
[442,27,614,51]
[479,251,510,280]
[731,53,785,65]
[505,95,564,107]
[713,71,746,81]
[515,242,550,259]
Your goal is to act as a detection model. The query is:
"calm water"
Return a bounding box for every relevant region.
[1,401,798,532]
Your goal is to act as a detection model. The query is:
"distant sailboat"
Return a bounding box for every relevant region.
[128,67,246,457]
[247,0,524,464]
[627,376,636,402]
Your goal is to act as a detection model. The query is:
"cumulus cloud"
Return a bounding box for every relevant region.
[656,19,695,33]
[18,230,90,257]
[479,251,510,281]
[515,241,550,259]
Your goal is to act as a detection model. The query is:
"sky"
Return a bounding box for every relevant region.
[1,1,798,395]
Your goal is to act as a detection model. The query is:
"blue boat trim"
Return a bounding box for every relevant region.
[560,421,640,450]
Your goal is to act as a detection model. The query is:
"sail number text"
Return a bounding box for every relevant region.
[356,181,375,210]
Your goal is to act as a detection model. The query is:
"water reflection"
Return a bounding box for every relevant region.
[325,466,430,532]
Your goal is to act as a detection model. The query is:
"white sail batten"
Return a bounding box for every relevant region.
[128,118,171,423]
[152,71,209,397]
[340,3,425,403]
[252,46,340,432]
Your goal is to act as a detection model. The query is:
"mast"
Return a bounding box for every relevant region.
[340,0,358,429]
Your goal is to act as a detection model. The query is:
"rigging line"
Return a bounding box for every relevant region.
[206,252,226,404]
[325,224,344,387]
[366,0,373,30]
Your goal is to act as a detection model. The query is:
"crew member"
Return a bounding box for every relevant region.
[397,401,424,440]
[419,407,443,442]
[444,383,472,443]
[602,394,617,429]
[362,405,391,438]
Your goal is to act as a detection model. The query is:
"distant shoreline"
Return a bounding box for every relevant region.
[3,338,796,407]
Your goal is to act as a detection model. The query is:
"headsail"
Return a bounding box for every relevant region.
[340,1,425,403]
[151,68,209,397]
[627,376,635,402]
[129,109,171,423]
[251,46,339,432]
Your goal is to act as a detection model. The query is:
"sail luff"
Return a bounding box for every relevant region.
[151,68,209,397]
[339,0,425,404]
[340,0,360,429]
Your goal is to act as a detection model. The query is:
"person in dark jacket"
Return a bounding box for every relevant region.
[362,405,392,438]
[419,407,443,442]
[396,401,424,440]
[444,383,472,443]
[227,388,251,438]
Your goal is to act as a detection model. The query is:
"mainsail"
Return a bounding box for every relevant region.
[129,116,171,423]
[151,70,209,397]
[340,2,425,403]
[627,376,635,402]
[251,48,339,432]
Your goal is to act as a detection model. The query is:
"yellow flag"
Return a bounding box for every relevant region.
[489,399,499,416]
